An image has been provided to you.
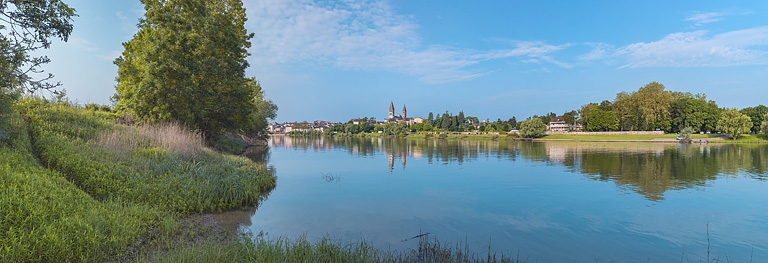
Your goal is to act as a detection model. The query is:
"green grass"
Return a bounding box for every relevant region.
[708,134,768,143]
[1,98,276,262]
[0,105,163,262]
[19,99,276,213]
[138,234,525,263]
[541,133,722,141]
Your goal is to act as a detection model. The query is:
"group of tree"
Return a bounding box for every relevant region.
[423,111,476,132]
[572,82,764,139]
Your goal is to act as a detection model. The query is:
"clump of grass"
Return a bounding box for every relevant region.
[138,234,525,263]
[95,123,205,159]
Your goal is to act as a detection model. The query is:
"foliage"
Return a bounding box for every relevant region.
[19,99,276,213]
[611,82,673,131]
[762,113,768,134]
[379,122,409,136]
[519,118,546,138]
[740,105,768,134]
[717,108,752,140]
[584,106,619,131]
[114,0,275,140]
[0,90,17,144]
[139,234,524,263]
[0,0,76,93]
[669,96,720,133]
[679,127,695,143]
[562,110,578,126]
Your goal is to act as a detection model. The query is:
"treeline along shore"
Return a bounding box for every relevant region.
[283,82,768,143]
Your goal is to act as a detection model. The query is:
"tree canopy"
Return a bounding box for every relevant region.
[0,0,76,93]
[740,105,768,134]
[761,113,768,134]
[113,0,275,140]
[519,118,546,138]
[717,108,752,140]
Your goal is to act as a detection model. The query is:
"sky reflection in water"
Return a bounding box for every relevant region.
[230,136,768,262]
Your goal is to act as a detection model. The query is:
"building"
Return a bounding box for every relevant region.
[386,101,416,124]
[548,116,569,132]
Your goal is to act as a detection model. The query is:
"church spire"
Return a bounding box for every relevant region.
[402,104,407,119]
[388,101,395,119]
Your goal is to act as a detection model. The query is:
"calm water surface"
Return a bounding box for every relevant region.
[228,136,768,262]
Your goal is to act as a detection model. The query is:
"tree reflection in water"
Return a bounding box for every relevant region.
[271,135,767,201]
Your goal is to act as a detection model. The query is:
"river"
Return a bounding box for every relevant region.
[220,136,768,262]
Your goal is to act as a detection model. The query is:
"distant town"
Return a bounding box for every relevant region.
[267,101,583,134]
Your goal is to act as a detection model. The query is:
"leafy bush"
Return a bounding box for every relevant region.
[679,127,695,143]
[519,118,546,138]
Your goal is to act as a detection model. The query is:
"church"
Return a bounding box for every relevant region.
[386,101,416,124]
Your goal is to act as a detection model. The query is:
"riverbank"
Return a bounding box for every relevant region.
[0,99,276,262]
[279,131,768,143]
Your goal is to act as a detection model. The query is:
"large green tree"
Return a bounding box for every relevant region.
[519,117,546,138]
[114,0,275,140]
[740,105,768,134]
[586,108,619,131]
[611,82,673,131]
[669,95,720,133]
[717,108,752,140]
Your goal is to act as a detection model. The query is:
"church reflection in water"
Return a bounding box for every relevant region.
[270,135,768,201]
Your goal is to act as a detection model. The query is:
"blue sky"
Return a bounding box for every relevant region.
[43,0,768,122]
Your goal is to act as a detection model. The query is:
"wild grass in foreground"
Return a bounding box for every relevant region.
[19,99,276,213]
[0,106,165,262]
[2,99,276,261]
[138,234,526,263]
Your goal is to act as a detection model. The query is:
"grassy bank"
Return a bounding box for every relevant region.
[542,133,768,143]
[1,99,276,262]
[139,234,525,263]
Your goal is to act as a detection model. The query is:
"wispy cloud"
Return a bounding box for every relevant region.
[617,27,768,68]
[684,12,725,26]
[579,27,768,68]
[244,0,567,84]
[684,10,753,27]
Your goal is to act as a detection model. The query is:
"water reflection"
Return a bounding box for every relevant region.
[270,136,768,201]
[251,136,768,262]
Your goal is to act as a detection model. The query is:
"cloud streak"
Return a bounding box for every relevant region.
[580,27,768,68]
[684,12,725,26]
[244,0,567,84]
[617,27,768,68]
[683,10,752,27]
